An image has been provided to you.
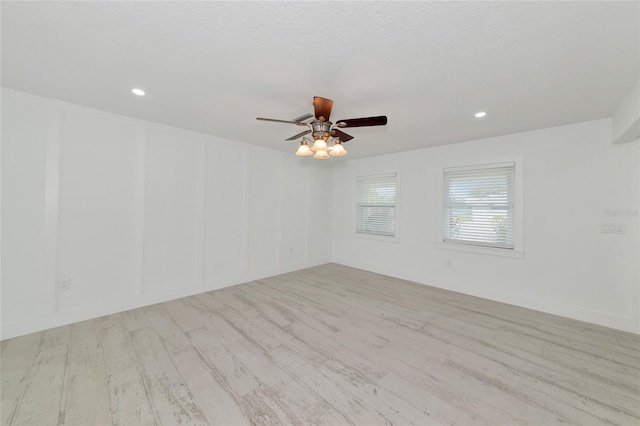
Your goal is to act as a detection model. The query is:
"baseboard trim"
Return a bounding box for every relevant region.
[331,257,639,335]
[1,258,331,340]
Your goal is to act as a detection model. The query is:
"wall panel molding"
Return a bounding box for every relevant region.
[1,89,333,340]
[132,125,147,296]
[43,106,61,316]
[193,138,207,288]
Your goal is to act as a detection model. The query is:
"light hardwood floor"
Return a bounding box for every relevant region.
[2,263,639,425]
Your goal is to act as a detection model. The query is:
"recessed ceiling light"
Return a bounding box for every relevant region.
[475,111,486,118]
[132,88,145,96]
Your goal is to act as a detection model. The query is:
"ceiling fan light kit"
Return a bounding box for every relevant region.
[257,96,387,160]
[295,139,313,156]
[311,138,328,152]
[313,150,330,160]
[329,140,347,156]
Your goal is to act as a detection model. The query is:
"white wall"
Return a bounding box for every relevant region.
[1,89,332,339]
[3,88,638,338]
[613,78,640,145]
[332,119,640,334]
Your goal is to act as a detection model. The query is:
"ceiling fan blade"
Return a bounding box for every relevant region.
[285,129,312,141]
[331,129,354,142]
[292,113,313,122]
[336,115,387,128]
[257,117,308,126]
[313,97,334,121]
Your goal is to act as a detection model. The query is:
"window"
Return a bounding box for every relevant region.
[356,173,397,237]
[443,163,514,249]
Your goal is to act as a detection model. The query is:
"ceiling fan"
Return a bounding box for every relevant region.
[256,96,387,159]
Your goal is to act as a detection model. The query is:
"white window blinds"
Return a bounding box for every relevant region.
[357,173,397,237]
[443,164,514,249]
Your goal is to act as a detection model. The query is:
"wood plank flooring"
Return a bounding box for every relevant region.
[2,263,639,425]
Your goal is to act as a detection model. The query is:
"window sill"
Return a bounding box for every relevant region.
[436,242,524,258]
[353,232,400,243]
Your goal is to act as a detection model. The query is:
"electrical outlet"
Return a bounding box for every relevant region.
[57,279,70,291]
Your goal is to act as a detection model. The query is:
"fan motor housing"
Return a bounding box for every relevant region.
[311,120,332,140]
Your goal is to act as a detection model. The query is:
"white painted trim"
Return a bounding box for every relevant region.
[0,88,286,157]
[352,232,401,243]
[242,148,250,276]
[354,169,401,241]
[332,257,639,335]
[327,163,334,256]
[43,106,61,316]
[635,139,640,331]
[132,125,146,296]
[435,242,524,258]
[276,155,285,268]
[2,90,335,340]
[0,93,2,328]
[1,258,332,340]
[193,138,207,287]
[443,161,515,173]
[436,155,524,256]
[303,165,310,264]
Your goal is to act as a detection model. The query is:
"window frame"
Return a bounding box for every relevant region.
[355,172,400,241]
[437,157,524,258]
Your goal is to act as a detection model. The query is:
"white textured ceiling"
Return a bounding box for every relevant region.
[2,1,639,159]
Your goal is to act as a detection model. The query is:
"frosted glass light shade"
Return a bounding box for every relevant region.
[311,139,328,152]
[313,150,329,159]
[295,141,313,156]
[329,142,347,156]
